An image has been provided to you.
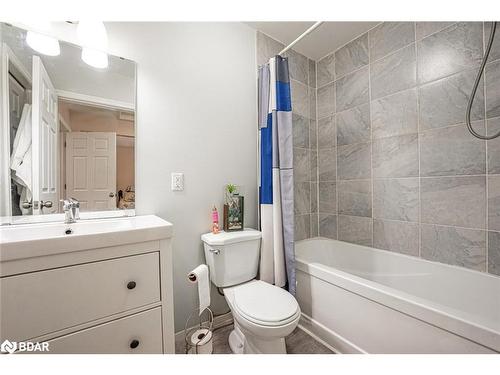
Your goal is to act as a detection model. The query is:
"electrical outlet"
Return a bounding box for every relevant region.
[171,173,184,191]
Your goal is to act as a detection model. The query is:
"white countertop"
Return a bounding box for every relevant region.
[0,215,173,262]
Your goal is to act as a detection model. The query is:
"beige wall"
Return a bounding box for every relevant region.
[116,145,135,192]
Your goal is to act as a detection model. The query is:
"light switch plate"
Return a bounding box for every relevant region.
[171,173,184,191]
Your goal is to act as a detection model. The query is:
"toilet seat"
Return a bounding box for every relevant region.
[230,280,300,327]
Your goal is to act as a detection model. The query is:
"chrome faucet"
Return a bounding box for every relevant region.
[61,198,80,224]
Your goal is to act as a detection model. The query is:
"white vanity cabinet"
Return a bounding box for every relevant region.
[0,215,175,354]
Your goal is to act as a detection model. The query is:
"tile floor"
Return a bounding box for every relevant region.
[176,324,333,354]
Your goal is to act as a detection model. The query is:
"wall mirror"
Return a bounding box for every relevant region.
[0,23,136,224]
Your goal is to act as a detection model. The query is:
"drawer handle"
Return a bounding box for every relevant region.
[127,281,137,290]
[130,339,140,349]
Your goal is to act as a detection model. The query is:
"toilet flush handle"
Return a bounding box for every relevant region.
[210,248,221,255]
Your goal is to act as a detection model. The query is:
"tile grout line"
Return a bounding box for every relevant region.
[483,21,489,273]
[334,55,339,241]
[415,21,423,259]
[368,29,375,247]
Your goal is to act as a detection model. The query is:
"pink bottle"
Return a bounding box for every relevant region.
[212,206,220,234]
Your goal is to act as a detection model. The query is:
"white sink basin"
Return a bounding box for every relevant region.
[0,215,173,262]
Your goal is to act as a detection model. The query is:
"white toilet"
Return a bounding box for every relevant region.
[201,229,300,354]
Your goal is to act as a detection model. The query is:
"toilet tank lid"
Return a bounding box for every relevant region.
[201,229,261,246]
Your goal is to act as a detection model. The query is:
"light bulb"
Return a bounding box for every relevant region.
[81,48,108,69]
[26,30,60,56]
[77,21,108,50]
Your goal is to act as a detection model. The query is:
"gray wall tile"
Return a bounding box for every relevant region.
[418,69,485,130]
[294,147,310,182]
[369,22,415,61]
[337,142,371,180]
[421,224,486,271]
[310,119,317,150]
[371,44,417,100]
[309,88,316,120]
[373,219,419,256]
[318,148,336,181]
[295,214,311,241]
[335,33,369,78]
[311,182,318,213]
[308,59,317,88]
[336,66,369,111]
[317,83,335,119]
[294,182,311,215]
[285,49,309,85]
[338,215,373,246]
[319,181,337,214]
[291,80,309,118]
[416,22,455,40]
[488,231,500,276]
[373,134,419,178]
[310,213,318,237]
[487,117,500,173]
[420,123,486,177]
[336,103,371,146]
[319,214,337,239]
[317,53,335,87]
[310,149,318,182]
[417,22,483,84]
[256,32,284,66]
[338,180,372,217]
[488,175,500,231]
[485,60,500,118]
[373,178,419,222]
[318,116,336,149]
[292,113,310,148]
[485,22,500,63]
[421,176,486,228]
[371,89,418,139]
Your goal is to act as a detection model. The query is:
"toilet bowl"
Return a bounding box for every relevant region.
[201,229,300,354]
[224,280,301,354]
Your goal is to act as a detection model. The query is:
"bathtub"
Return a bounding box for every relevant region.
[295,238,500,354]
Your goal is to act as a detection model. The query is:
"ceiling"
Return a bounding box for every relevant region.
[245,22,380,60]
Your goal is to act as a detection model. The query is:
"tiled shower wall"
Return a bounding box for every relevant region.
[315,22,500,276]
[256,32,319,241]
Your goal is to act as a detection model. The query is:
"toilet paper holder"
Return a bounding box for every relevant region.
[184,307,214,354]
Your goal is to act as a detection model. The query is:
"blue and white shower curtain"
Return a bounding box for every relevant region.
[258,56,295,295]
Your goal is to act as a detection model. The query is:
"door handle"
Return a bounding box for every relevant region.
[40,200,53,208]
[109,192,115,198]
[21,201,33,209]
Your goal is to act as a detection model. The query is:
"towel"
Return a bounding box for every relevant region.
[10,104,33,212]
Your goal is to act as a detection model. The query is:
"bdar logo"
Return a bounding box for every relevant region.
[1,340,17,354]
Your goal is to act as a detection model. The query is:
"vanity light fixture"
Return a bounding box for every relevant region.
[77,21,109,69]
[81,48,108,69]
[25,21,60,56]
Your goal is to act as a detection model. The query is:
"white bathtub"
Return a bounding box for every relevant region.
[295,238,500,354]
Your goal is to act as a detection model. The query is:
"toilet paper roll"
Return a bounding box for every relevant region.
[188,328,213,354]
[188,264,211,315]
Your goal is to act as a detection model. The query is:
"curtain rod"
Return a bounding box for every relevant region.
[279,21,324,56]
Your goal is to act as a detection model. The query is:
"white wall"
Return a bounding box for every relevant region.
[43,22,258,331]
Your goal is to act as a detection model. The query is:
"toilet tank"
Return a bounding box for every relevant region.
[201,229,262,288]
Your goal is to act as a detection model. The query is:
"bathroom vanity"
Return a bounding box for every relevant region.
[0,215,175,354]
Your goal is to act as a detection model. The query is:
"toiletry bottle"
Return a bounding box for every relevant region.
[212,206,220,234]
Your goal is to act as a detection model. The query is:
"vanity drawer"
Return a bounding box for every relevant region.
[1,252,160,341]
[44,307,163,354]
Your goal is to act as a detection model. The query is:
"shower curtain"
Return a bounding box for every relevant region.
[258,56,295,295]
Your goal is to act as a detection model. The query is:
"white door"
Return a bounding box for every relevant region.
[31,56,58,214]
[66,132,117,211]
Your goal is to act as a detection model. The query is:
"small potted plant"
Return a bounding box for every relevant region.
[223,184,244,231]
